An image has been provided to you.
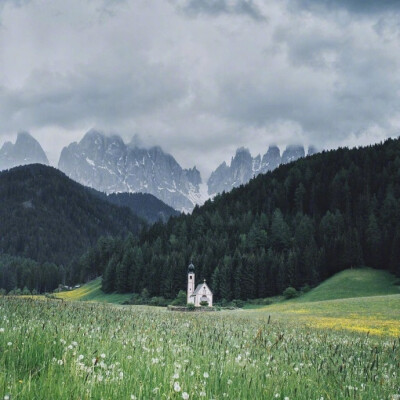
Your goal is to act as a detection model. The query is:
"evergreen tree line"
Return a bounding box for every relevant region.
[71,138,400,301]
[0,254,64,293]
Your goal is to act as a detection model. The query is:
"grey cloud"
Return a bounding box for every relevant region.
[1,0,399,178]
[0,62,187,132]
[213,30,400,145]
[175,0,266,21]
[291,0,400,14]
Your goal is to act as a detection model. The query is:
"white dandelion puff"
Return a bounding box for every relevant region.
[174,382,181,392]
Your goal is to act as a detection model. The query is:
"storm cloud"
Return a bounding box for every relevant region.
[0,0,399,177]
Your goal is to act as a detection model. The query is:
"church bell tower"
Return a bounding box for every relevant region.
[187,262,195,304]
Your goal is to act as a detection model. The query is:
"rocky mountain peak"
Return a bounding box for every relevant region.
[281,145,305,164]
[207,143,313,196]
[0,132,49,171]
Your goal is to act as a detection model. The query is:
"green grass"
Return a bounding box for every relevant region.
[55,277,132,304]
[252,268,400,336]
[2,268,400,399]
[257,293,400,336]
[298,267,400,302]
[1,297,400,400]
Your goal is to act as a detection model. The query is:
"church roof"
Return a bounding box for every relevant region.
[193,281,212,295]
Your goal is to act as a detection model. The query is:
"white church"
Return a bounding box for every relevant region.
[187,262,213,307]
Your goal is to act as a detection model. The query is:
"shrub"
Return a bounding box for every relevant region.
[140,288,150,304]
[171,290,187,306]
[186,303,196,311]
[217,298,228,307]
[127,293,142,305]
[261,298,273,305]
[149,296,169,307]
[22,286,31,296]
[283,287,299,299]
[231,299,245,308]
[200,301,209,307]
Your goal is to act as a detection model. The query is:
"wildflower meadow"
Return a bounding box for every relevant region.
[0,297,399,399]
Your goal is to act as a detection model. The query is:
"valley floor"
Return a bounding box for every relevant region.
[0,294,399,400]
[2,268,399,399]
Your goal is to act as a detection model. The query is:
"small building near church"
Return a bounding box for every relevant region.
[187,262,213,307]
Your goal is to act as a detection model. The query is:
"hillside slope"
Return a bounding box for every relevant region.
[262,268,400,336]
[0,164,144,265]
[55,278,131,304]
[298,268,400,302]
[102,192,180,223]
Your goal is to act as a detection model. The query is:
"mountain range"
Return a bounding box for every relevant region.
[58,130,205,212]
[0,130,318,211]
[207,145,317,196]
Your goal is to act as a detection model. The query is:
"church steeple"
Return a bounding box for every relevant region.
[187,261,195,304]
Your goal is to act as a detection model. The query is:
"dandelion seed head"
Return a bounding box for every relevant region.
[174,382,181,392]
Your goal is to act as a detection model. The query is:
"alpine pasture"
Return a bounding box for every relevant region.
[1,269,400,400]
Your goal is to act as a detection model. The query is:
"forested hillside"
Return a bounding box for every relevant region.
[101,192,180,223]
[0,164,144,266]
[73,138,400,301]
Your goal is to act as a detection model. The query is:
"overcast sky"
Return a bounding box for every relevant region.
[0,0,399,178]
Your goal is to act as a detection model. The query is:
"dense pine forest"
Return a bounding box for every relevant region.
[72,138,400,301]
[0,254,63,294]
[0,165,144,266]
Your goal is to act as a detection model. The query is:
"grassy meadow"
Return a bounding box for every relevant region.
[257,268,400,337]
[1,268,400,399]
[54,278,132,304]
